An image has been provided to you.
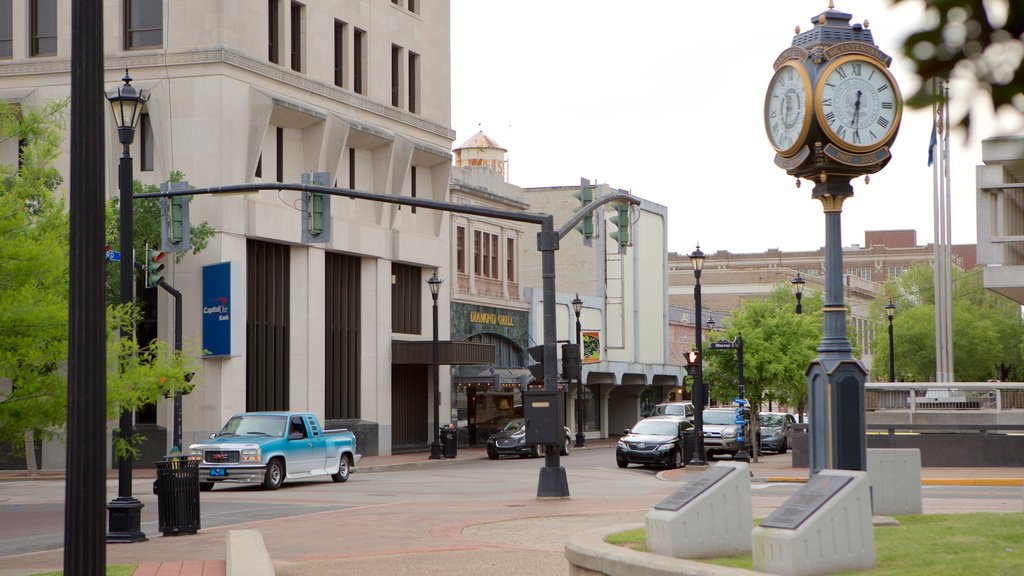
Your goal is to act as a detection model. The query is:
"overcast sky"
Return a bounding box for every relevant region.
[450,0,1022,255]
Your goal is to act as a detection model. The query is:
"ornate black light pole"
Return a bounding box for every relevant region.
[428,272,444,459]
[791,273,805,315]
[572,294,585,448]
[688,245,707,466]
[106,70,149,544]
[885,300,896,383]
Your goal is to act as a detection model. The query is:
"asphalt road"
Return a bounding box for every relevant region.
[1,448,1021,575]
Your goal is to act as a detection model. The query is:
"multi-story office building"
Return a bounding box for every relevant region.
[977,135,1024,306]
[0,0,455,460]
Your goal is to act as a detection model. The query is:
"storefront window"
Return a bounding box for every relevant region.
[454,381,523,446]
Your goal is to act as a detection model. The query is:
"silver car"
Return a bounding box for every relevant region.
[759,412,795,454]
[701,407,756,459]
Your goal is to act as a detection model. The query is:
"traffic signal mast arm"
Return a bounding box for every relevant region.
[556,191,640,240]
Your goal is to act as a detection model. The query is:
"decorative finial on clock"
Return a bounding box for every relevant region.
[796,178,802,189]
[864,175,871,185]
[795,24,801,34]
[819,14,827,25]
[828,0,835,9]
[863,19,870,29]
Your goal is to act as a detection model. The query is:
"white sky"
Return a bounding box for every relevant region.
[450,0,1022,255]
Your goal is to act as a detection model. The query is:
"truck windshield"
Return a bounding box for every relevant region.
[703,411,740,425]
[220,415,287,437]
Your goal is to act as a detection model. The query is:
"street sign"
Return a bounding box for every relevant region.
[105,250,121,262]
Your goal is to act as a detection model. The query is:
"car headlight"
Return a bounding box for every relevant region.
[657,443,675,451]
[723,428,736,438]
[240,448,261,462]
[617,441,626,449]
[516,435,526,445]
[189,447,203,457]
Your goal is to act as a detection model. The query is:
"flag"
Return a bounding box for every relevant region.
[927,121,937,167]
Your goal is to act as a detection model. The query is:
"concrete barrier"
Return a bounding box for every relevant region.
[867,448,922,515]
[226,529,275,576]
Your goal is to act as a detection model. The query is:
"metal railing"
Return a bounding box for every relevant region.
[864,383,1024,412]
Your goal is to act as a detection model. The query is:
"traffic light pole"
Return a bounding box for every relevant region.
[157,279,183,451]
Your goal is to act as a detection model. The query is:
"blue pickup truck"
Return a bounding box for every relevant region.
[188,412,360,490]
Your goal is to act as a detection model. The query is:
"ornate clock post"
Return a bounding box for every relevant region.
[764,3,902,473]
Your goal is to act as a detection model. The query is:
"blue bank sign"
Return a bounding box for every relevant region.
[202,261,242,357]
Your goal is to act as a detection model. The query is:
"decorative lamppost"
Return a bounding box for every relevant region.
[791,273,806,314]
[688,245,707,466]
[572,294,585,448]
[885,300,896,382]
[106,70,149,544]
[428,272,444,459]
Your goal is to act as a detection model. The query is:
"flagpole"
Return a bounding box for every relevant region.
[941,81,954,381]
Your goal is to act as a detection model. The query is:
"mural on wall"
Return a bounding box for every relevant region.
[582,331,601,364]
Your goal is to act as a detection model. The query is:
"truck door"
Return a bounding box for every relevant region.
[288,415,315,474]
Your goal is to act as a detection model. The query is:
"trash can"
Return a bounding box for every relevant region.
[152,454,201,536]
[442,426,458,459]
[682,429,696,464]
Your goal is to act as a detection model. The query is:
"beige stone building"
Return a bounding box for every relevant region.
[0,0,455,459]
[977,136,1024,306]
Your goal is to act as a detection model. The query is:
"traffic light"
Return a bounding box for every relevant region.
[145,248,166,288]
[561,343,581,380]
[684,349,700,377]
[609,203,631,248]
[527,344,545,382]
[573,178,594,240]
[308,191,325,236]
[160,181,192,252]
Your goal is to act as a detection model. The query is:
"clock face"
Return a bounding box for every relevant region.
[764,61,812,157]
[816,55,902,152]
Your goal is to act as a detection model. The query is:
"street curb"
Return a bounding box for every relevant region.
[922,478,1024,487]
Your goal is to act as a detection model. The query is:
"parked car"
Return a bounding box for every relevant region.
[486,418,572,459]
[649,402,695,422]
[759,412,796,454]
[188,412,359,490]
[616,416,694,469]
[701,406,757,459]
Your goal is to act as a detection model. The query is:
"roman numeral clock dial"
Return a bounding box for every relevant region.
[815,55,901,152]
[764,60,812,157]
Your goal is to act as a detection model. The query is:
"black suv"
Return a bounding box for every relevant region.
[616,416,693,469]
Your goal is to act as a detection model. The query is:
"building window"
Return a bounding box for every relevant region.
[333,20,346,88]
[275,127,284,183]
[456,226,466,274]
[410,166,417,214]
[391,44,402,107]
[140,113,154,171]
[348,147,355,189]
[268,0,280,63]
[507,237,515,282]
[887,266,906,281]
[391,263,422,335]
[353,28,366,95]
[31,0,57,56]
[408,0,416,12]
[0,0,12,58]
[125,0,162,49]
[473,231,500,280]
[408,51,419,113]
[289,2,303,72]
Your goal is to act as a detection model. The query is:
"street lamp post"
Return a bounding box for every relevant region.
[791,273,805,315]
[688,245,707,466]
[885,300,896,383]
[106,70,149,544]
[428,272,444,459]
[572,294,585,448]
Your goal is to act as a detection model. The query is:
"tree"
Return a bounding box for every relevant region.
[703,285,824,416]
[892,0,1024,133]
[870,264,1024,381]
[0,100,70,461]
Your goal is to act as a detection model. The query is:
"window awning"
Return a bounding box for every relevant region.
[391,340,495,365]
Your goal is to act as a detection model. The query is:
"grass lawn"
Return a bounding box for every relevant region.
[30,566,135,576]
[607,512,1024,575]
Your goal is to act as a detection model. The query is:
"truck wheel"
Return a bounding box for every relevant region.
[670,449,683,469]
[200,482,214,492]
[560,436,571,456]
[331,454,352,483]
[616,457,628,468]
[779,437,788,454]
[263,458,285,490]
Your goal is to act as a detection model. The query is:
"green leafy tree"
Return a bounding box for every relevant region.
[0,100,70,460]
[872,264,1024,381]
[892,0,1024,133]
[703,285,824,418]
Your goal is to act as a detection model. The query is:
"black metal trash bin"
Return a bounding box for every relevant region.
[152,455,201,536]
[442,427,458,458]
[682,429,696,464]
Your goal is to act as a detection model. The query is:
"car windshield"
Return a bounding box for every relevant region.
[219,415,286,437]
[703,411,740,425]
[654,404,687,416]
[760,414,784,427]
[500,418,525,432]
[630,420,678,437]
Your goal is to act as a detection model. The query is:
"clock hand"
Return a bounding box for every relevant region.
[852,90,862,138]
